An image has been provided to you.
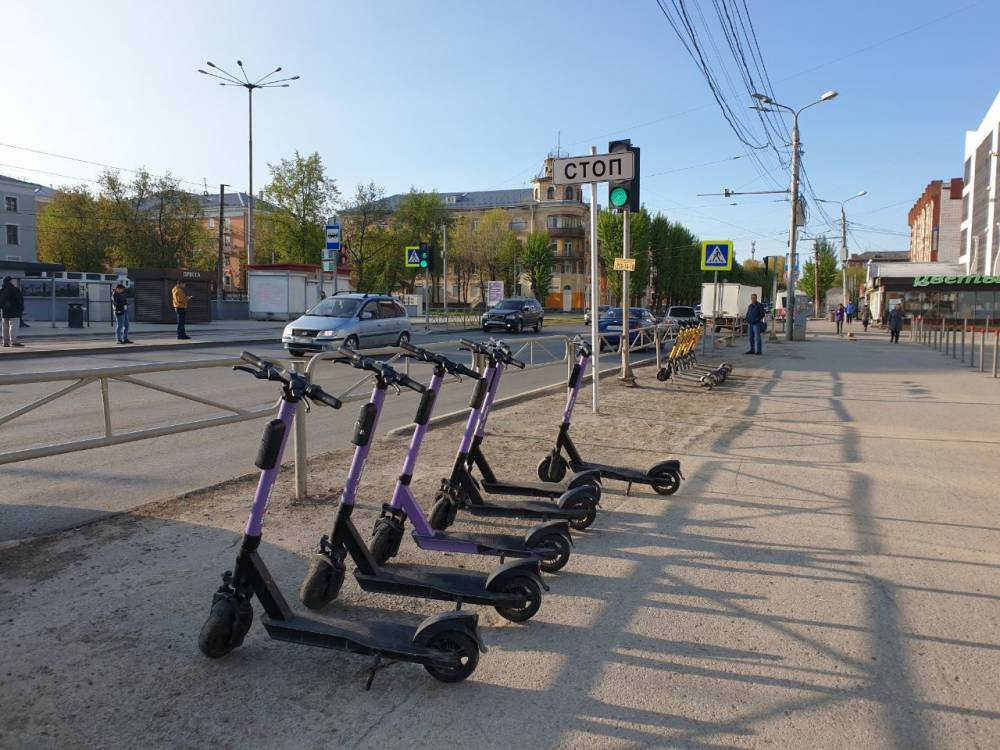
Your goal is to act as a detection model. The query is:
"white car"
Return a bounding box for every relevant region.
[282,293,411,357]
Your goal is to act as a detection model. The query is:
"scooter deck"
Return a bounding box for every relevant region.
[463,498,587,521]
[354,563,520,607]
[261,614,452,666]
[573,461,655,485]
[479,479,572,499]
[419,530,552,557]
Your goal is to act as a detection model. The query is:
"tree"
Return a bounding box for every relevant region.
[797,237,840,307]
[597,208,650,304]
[446,217,478,305]
[262,151,339,265]
[470,209,512,303]
[37,186,112,272]
[393,190,450,296]
[499,232,522,295]
[521,232,553,305]
[100,169,208,269]
[341,182,390,292]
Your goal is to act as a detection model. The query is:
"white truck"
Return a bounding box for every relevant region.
[700,283,762,319]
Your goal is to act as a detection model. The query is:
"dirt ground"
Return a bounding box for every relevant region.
[2,332,999,749]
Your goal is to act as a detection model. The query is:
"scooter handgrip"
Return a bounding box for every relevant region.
[459,338,477,351]
[508,356,526,369]
[306,384,342,409]
[397,373,427,394]
[233,364,262,378]
[398,340,422,355]
[240,351,268,370]
[454,362,480,380]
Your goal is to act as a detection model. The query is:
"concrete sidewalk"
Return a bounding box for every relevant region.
[2,327,999,748]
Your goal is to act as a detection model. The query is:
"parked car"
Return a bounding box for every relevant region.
[481,297,544,333]
[282,293,411,356]
[598,307,658,349]
[663,305,700,332]
[583,305,611,326]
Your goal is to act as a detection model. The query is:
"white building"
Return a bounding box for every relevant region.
[0,174,52,264]
[960,91,1000,275]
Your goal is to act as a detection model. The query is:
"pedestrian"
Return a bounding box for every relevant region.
[112,283,133,344]
[0,276,25,347]
[888,305,904,344]
[745,292,766,355]
[846,300,856,324]
[834,303,845,336]
[172,279,192,340]
[861,305,871,332]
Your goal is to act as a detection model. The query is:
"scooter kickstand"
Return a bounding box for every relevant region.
[626,481,633,497]
[454,598,463,611]
[364,654,395,691]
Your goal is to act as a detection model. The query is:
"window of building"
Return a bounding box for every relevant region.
[564,187,573,201]
[509,217,527,232]
[548,242,557,257]
[472,219,480,230]
[4,196,17,212]
[546,186,555,200]
[965,157,972,185]
[565,241,573,255]
[223,217,232,231]
[546,215,582,229]
[208,217,215,228]
[5,224,18,245]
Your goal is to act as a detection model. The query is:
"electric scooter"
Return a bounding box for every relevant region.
[538,340,685,496]
[299,348,547,622]
[360,347,575,573]
[428,339,601,531]
[197,352,484,687]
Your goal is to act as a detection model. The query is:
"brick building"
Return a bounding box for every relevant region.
[907,178,963,262]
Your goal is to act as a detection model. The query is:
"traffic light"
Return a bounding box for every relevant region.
[608,139,640,213]
[418,242,433,271]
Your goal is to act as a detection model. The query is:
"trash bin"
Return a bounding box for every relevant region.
[68,303,84,328]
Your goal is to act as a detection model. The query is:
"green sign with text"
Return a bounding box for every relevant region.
[913,274,1000,287]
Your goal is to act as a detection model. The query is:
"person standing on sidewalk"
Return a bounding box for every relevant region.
[846,300,856,325]
[172,280,192,340]
[0,276,25,348]
[112,283,133,344]
[888,305,904,344]
[834,303,845,336]
[745,293,765,355]
[861,305,871,332]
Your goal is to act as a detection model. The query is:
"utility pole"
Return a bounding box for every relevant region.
[786,115,801,341]
[442,224,448,321]
[588,146,600,412]
[814,238,821,317]
[217,183,228,318]
[620,208,635,384]
[841,205,849,308]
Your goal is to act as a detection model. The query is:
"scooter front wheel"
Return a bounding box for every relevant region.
[423,630,480,683]
[537,454,567,483]
[535,531,571,573]
[198,594,252,659]
[649,467,681,496]
[370,523,398,565]
[493,575,543,623]
[564,495,598,531]
[429,496,456,531]
[299,554,346,610]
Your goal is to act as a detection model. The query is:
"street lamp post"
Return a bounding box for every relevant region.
[817,191,867,312]
[198,61,299,276]
[752,90,838,341]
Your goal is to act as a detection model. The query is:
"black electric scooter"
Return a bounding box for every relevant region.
[299,347,547,623]
[537,340,685,496]
[428,340,601,531]
[197,352,485,687]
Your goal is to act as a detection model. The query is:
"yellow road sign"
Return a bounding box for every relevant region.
[701,240,733,271]
[613,257,636,272]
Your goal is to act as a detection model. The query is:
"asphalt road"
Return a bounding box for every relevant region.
[1,323,591,542]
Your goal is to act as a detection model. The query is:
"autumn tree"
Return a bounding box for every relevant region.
[521,231,553,305]
[37,186,113,272]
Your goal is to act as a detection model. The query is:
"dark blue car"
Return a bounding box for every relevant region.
[598,307,658,350]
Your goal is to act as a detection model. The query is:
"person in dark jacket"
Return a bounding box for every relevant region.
[745,293,766,355]
[887,305,904,344]
[112,283,133,344]
[0,276,25,347]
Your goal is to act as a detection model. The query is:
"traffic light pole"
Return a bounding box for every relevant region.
[424,269,430,332]
[620,208,635,384]
[589,147,600,413]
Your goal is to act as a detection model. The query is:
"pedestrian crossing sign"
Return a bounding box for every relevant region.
[700,240,733,271]
[405,246,422,268]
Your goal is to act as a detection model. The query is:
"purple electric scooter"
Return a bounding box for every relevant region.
[429,339,601,532]
[367,345,574,573]
[197,352,484,687]
[298,347,547,622]
[538,340,684,495]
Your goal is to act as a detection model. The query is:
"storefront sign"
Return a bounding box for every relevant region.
[913,274,1000,287]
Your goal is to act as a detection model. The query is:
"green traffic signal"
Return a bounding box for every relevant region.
[609,186,629,208]
[420,260,428,268]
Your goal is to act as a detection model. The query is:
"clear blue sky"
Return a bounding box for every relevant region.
[4,0,998,261]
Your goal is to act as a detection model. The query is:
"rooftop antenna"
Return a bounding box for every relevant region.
[751,240,756,261]
[202,177,209,196]
[557,130,561,158]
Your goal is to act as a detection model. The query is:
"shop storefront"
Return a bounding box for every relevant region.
[870,273,1000,324]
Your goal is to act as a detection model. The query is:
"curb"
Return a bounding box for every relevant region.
[0,336,279,361]
[387,355,658,436]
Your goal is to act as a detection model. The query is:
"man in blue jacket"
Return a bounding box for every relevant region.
[745,293,766,355]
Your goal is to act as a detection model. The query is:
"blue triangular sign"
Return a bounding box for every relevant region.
[706,245,727,265]
[407,249,421,264]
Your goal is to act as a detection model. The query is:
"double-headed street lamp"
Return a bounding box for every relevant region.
[198,61,299,276]
[816,191,867,311]
[752,90,838,341]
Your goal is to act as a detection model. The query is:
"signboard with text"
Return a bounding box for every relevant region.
[552,152,635,185]
[613,257,636,272]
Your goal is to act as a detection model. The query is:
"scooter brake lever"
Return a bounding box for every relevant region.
[390,382,402,395]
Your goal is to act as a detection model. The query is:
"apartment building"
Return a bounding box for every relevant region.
[908,178,963,262]
[960,90,1000,274]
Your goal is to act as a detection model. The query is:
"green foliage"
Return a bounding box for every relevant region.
[262,151,339,265]
[522,232,553,304]
[392,190,450,293]
[342,182,393,292]
[37,186,112,272]
[499,232,522,295]
[647,213,703,310]
[797,237,840,302]
[597,208,650,303]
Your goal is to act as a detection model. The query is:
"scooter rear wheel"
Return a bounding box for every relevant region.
[493,575,543,623]
[649,467,681,496]
[537,454,567,483]
[370,523,398,565]
[423,631,480,683]
[535,531,571,573]
[429,496,455,531]
[564,494,598,531]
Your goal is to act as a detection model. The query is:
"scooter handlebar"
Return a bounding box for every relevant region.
[304,383,343,409]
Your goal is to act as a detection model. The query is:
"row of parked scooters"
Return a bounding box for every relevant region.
[198,338,685,687]
[657,324,734,389]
